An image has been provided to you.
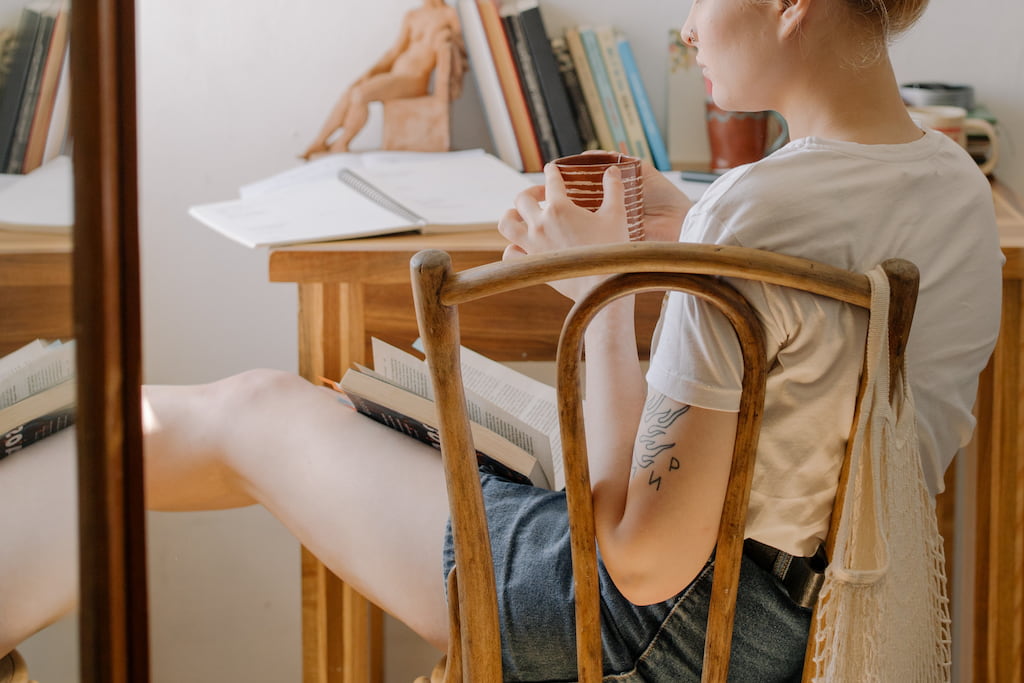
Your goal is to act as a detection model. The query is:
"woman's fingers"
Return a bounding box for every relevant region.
[515,184,546,227]
[497,208,526,244]
[599,165,624,214]
[502,243,528,261]
[543,162,570,203]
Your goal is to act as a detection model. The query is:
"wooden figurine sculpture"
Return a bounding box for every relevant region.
[301,0,468,158]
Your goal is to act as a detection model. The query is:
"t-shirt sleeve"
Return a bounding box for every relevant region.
[645,200,748,410]
[646,287,745,411]
[644,193,781,413]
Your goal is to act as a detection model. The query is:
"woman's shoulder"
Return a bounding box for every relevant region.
[683,130,995,262]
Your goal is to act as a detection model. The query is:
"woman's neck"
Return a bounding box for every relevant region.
[777,55,921,145]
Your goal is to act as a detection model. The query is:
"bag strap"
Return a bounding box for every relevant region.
[828,266,893,584]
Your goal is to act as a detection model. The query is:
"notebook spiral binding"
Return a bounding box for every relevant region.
[337,169,426,226]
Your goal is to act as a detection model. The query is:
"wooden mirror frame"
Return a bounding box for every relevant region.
[70,0,150,680]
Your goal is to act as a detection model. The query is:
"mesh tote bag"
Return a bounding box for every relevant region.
[807,266,952,682]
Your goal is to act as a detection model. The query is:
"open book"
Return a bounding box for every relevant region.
[0,338,76,459]
[189,150,533,248]
[327,338,564,491]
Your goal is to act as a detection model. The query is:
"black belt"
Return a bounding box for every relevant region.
[742,538,828,610]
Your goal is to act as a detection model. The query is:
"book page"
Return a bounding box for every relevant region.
[370,339,557,485]
[238,153,364,198]
[456,346,563,491]
[238,149,489,199]
[348,153,533,227]
[367,341,433,400]
[0,339,49,380]
[189,176,420,248]
[0,339,75,409]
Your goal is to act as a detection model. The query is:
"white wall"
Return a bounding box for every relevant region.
[11,1,1024,681]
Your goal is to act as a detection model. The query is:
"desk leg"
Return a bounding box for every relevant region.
[297,282,384,683]
[972,276,1024,683]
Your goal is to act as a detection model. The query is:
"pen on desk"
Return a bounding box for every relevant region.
[679,170,725,184]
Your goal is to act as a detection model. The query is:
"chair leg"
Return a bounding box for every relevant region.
[414,568,463,683]
[441,568,462,683]
[0,650,32,683]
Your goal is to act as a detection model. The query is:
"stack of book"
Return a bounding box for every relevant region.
[326,337,564,491]
[0,0,71,176]
[458,0,671,173]
[0,338,76,459]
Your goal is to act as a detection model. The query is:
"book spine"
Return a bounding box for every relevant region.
[41,42,71,164]
[617,35,672,171]
[5,11,56,174]
[1,406,75,460]
[346,391,533,487]
[551,37,598,151]
[500,1,559,163]
[563,27,616,152]
[477,0,543,173]
[578,27,630,156]
[515,1,583,158]
[0,9,44,170]
[595,27,652,163]
[457,0,524,171]
[21,5,69,174]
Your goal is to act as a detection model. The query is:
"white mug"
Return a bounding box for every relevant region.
[908,105,999,175]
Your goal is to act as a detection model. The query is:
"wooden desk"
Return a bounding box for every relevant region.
[270,183,1024,683]
[0,231,74,355]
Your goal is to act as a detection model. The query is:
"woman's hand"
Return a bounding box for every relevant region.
[571,151,692,242]
[498,162,629,300]
[636,159,692,242]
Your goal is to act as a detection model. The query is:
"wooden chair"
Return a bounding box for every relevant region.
[409,242,918,683]
[0,650,36,683]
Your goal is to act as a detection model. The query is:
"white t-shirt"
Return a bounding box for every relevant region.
[645,130,1004,557]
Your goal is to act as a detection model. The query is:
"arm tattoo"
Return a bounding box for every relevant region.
[631,393,689,490]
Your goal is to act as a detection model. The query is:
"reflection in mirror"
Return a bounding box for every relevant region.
[0,0,77,680]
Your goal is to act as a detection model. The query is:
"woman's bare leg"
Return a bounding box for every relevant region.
[143,369,451,648]
[1,369,452,655]
[0,429,78,656]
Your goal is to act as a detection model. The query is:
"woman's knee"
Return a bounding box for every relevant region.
[213,368,312,413]
[142,369,318,510]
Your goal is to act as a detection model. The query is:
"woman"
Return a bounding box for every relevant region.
[491,0,1001,678]
[0,0,1003,679]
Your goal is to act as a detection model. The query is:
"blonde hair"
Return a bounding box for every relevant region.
[834,0,928,66]
[844,0,929,40]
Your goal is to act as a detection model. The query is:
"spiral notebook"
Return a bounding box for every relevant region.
[189,152,533,248]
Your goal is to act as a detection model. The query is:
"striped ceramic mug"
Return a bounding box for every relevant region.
[552,152,645,241]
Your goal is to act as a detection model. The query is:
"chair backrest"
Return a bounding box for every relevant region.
[410,242,918,683]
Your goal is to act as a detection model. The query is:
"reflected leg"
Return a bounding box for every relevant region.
[0,429,77,656]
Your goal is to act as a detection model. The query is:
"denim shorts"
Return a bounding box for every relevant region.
[442,472,811,682]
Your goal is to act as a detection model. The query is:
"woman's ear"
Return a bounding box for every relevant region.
[777,0,812,39]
